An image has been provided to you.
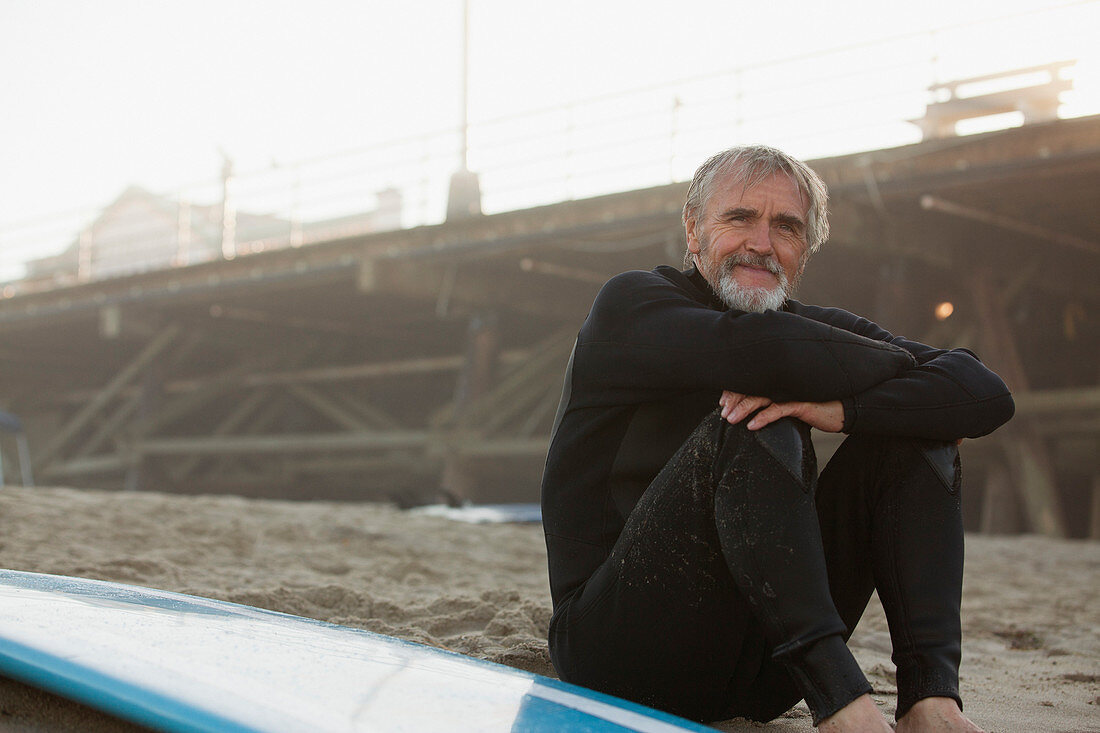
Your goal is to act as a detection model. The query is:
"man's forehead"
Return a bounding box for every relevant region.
[709,169,806,213]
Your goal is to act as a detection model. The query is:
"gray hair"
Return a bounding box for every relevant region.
[681,145,829,265]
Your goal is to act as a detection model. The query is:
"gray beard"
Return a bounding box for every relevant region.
[711,254,790,313]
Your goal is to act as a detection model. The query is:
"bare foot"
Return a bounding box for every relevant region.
[895,697,985,732]
[817,693,893,732]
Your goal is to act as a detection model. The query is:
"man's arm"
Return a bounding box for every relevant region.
[574,270,916,406]
[775,303,1015,440]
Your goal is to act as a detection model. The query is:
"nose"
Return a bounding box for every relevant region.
[744,221,774,255]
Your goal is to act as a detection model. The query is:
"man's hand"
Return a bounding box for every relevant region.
[720,391,844,433]
[719,391,774,425]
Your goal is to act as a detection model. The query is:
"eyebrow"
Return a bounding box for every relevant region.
[717,207,806,231]
[717,206,758,221]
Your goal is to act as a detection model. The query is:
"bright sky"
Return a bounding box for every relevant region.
[2,0,1098,272]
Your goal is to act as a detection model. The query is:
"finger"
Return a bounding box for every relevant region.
[720,391,744,418]
[727,395,772,424]
[746,402,794,430]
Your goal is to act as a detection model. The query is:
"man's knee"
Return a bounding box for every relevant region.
[715,415,816,492]
[879,435,961,495]
[835,433,961,496]
[917,440,962,494]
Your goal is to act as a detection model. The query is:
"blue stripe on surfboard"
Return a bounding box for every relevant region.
[513,692,642,732]
[0,635,262,733]
[521,678,713,732]
[0,570,713,732]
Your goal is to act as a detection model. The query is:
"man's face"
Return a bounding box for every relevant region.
[685,171,809,312]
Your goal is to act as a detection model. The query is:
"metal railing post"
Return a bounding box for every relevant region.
[176,196,191,266]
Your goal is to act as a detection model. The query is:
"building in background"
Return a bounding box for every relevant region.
[21,185,401,288]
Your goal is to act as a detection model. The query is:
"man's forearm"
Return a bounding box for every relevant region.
[842,384,1014,441]
[788,302,1015,440]
[841,349,1014,440]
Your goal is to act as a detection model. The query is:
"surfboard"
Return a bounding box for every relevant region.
[411,502,542,524]
[0,569,710,732]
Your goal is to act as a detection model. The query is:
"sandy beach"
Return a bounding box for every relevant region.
[0,486,1097,732]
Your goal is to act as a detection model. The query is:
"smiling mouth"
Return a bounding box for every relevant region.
[733,264,778,281]
[721,254,781,278]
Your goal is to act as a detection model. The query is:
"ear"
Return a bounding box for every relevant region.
[685,213,702,256]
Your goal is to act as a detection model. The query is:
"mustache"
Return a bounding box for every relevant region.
[719,253,783,279]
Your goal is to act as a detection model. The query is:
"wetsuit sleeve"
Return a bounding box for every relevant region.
[792,304,1015,440]
[575,270,916,404]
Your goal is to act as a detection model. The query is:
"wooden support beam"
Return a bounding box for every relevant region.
[139,431,429,456]
[239,351,525,388]
[293,453,438,474]
[1032,416,1100,439]
[169,387,272,481]
[70,392,142,459]
[1091,475,1100,541]
[455,437,550,458]
[971,268,1065,536]
[477,358,564,436]
[329,387,402,430]
[518,385,562,437]
[286,384,372,432]
[56,349,532,406]
[15,433,33,487]
[980,460,1024,534]
[494,326,576,384]
[139,358,264,436]
[921,195,1100,256]
[207,304,357,335]
[44,453,130,478]
[1013,387,1100,415]
[871,257,921,339]
[1010,444,1066,536]
[442,327,575,429]
[33,324,181,472]
[169,346,322,482]
[442,313,501,500]
[127,339,173,492]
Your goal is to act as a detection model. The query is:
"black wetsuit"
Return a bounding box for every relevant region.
[540,265,1014,723]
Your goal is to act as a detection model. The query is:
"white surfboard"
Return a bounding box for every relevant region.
[0,569,710,732]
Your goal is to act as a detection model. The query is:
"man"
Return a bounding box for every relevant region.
[540,145,1013,732]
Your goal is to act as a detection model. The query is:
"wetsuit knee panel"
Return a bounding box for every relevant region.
[917,441,961,494]
[748,418,815,491]
[837,434,962,496]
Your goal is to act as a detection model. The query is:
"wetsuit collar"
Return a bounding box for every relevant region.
[683,265,728,311]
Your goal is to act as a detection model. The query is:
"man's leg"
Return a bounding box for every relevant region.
[710,416,873,723]
[549,411,871,723]
[814,433,966,720]
[549,410,781,721]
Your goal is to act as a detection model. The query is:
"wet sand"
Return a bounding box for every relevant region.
[0,486,1097,732]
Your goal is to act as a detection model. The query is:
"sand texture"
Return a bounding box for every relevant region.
[0,486,1097,732]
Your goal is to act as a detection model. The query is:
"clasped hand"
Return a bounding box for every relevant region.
[718,391,844,433]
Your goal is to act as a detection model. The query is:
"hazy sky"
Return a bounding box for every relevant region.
[1,0,1096,269]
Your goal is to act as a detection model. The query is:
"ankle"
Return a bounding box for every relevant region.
[896,697,984,733]
[817,694,892,732]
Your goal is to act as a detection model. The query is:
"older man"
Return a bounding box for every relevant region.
[540,145,1013,732]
